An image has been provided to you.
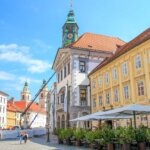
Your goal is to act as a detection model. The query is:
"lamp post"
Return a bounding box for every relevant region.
[46,94,51,142]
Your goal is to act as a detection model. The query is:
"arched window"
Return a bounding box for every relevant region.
[61,115,65,128]
[57,116,60,128]
[22,95,24,100]
[41,93,43,98]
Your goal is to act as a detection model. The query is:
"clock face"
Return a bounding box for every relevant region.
[67,33,73,39]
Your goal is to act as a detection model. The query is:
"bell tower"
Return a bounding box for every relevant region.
[39,80,48,108]
[62,0,79,47]
[21,82,31,101]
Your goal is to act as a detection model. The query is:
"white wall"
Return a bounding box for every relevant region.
[29,112,46,128]
[0,94,7,129]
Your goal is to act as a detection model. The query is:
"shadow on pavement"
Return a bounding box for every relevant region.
[29,135,89,150]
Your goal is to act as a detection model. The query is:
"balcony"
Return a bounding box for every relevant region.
[80,101,88,107]
[56,103,64,111]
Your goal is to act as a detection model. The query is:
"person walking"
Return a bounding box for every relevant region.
[19,132,23,144]
[24,132,28,143]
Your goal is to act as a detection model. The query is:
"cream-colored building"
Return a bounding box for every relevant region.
[89,28,150,127]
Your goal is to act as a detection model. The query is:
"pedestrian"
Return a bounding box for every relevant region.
[24,132,28,143]
[19,132,23,144]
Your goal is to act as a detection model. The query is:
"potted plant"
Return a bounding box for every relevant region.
[74,129,85,146]
[115,127,135,150]
[56,128,64,144]
[102,126,115,150]
[135,126,147,150]
[63,128,73,145]
[85,130,98,149]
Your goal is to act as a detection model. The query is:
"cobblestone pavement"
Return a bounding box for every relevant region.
[0,135,89,150]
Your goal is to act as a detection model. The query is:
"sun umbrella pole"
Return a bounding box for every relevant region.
[133,111,136,128]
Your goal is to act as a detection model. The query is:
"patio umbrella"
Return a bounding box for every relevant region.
[70,114,132,122]
[95,104,150,128]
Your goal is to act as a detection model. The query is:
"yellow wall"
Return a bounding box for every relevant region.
[6,111,16,128]
[89,39,150,127]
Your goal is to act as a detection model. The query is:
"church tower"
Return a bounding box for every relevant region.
[39,80,48,108]
[21,82,31,101]
[62,2,79,47]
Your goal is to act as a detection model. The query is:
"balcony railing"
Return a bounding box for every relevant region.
[80,101,87,106]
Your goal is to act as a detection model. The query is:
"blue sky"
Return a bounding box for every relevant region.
[0,0,149,101]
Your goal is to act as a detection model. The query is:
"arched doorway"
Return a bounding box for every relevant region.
[57,116,60,128]
[61,114,65,128]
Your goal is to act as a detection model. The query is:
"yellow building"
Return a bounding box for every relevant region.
[89,28,150,127]
[7,102,16,129]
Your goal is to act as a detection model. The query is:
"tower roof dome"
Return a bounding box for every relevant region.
[66,10,76,23]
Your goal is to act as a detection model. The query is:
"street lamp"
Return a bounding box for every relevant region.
[46,94,51,142]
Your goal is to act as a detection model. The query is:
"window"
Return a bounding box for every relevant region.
[114,88,119,102]
[64,66,67,78]
[80,89,87,106]
[99,94,103,106]
[41,93,43,98]
[124,85,129,99]
[122,62,128,75]
[135,55,142,69]
[98,76,102,85]
[105,72,109,84]
[68,63,70,75]
[92,80,96,88]
[61,70,63,81]
[93,98,96,108]
[137,80,144,96]
[57,96,60,104]
[79,61,86,73]
[61,93,65,103]
[58,73,60,83]
[106,91,110,104]
[112,68,118,80]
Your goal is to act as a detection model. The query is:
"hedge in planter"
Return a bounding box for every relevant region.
[63,128,74,145]
[102,126,115,150]
[135,126,147,150]
[115,127,135,150]
[74,129,86,146]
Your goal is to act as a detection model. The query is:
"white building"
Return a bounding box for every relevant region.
[14,81,47,128]
[47,82,57,133]
[52,8,125,128]
[0,91,8,129]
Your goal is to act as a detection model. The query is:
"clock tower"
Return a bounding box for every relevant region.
[62,8,79,47]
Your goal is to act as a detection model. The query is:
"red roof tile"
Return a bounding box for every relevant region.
[67,32,126,52]
[89,28,150,76]
[7,102,17,112]
[14,101,46,114]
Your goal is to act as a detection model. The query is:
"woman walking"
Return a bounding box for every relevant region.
[19,132,23,144]
[24,132,28,143]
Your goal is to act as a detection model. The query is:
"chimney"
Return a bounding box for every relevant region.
[10,97,14,104]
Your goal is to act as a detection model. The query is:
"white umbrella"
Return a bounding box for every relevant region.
[70,114,132,122]
[95,104,150,128]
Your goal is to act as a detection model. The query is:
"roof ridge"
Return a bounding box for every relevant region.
[89,27,150,76]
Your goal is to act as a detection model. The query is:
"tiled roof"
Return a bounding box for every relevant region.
[7,102,17,112]
[89,28,150,76]
[67,32,126,52]
[14,101,46,114]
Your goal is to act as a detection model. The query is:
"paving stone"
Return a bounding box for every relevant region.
[0,135,89,150]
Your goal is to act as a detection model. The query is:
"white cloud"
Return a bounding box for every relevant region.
[0,71,15,80]
[0,44,51,73]
[19,76,41,84]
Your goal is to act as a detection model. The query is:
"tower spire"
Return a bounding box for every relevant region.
[70,0,73,10]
